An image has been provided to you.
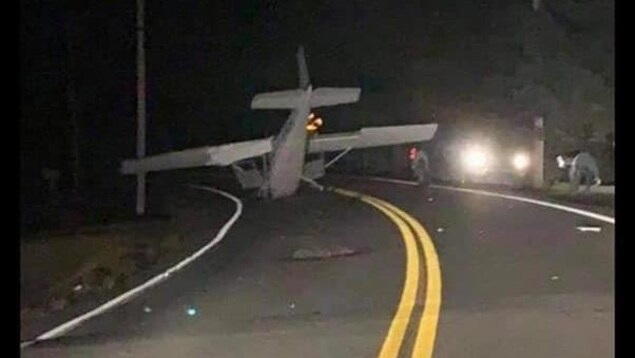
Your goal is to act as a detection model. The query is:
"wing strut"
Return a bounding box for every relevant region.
[325,146,354,169]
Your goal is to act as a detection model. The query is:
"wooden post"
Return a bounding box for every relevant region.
[533,116,545,188]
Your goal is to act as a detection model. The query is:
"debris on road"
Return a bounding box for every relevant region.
[290,247,360,261]
[427,197,434,202]
[436,227,445,233]
[576,225,602,233]
[291,249,319,260]
[143,306,152,313]
[550,275,560,281]
[186,307,197,316]
[290,303,296,309]
[73,284,83,292]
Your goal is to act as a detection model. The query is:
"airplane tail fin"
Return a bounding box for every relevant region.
[297,46,310,89]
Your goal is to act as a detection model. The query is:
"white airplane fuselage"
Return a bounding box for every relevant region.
[265,87,312,198]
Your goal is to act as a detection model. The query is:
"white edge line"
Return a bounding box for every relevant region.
[22,185,243,347]
[354,176,614,225]
[432,184,614,225]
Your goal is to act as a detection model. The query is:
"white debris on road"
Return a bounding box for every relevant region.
[186,307,197,316]
[290,247,359,260]
[577,226,602,233]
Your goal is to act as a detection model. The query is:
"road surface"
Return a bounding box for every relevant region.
[22,177,614,357]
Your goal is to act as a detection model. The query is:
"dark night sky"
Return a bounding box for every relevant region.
[20,0,614,203]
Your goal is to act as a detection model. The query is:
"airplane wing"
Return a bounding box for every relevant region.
[121,137,273,174]
[308,123,438,153]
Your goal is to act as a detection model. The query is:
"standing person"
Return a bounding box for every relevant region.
[410,148,430,187]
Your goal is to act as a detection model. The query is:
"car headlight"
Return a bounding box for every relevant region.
[512,152,530,171]
[461,146,490,174]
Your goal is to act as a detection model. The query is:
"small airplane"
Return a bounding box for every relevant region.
[121,47,438,199]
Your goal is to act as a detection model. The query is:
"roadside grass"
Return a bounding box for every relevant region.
[20,221,186,325]
[544,183,614,208]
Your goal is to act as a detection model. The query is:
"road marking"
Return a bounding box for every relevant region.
[352,176,615,225]
[370,198,442,358]
[334,188,420,358]
[432,185,615,225]
[333,188,442,358]
[21,185,242,348]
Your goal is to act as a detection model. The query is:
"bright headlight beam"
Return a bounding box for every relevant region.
[462,147,489,173]
[512,152,530,171]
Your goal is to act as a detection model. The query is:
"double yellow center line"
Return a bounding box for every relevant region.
[333,188,442,358]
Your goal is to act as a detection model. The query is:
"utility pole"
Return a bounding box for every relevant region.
[136,0,147,215]
[65,15,81,194]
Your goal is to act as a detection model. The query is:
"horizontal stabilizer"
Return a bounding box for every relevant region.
[251,90,304,109]
[310,87,361,108]
[121,138,273,174]
[251,87,360,110]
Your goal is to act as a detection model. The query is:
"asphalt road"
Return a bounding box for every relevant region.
[22,177,614,357]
